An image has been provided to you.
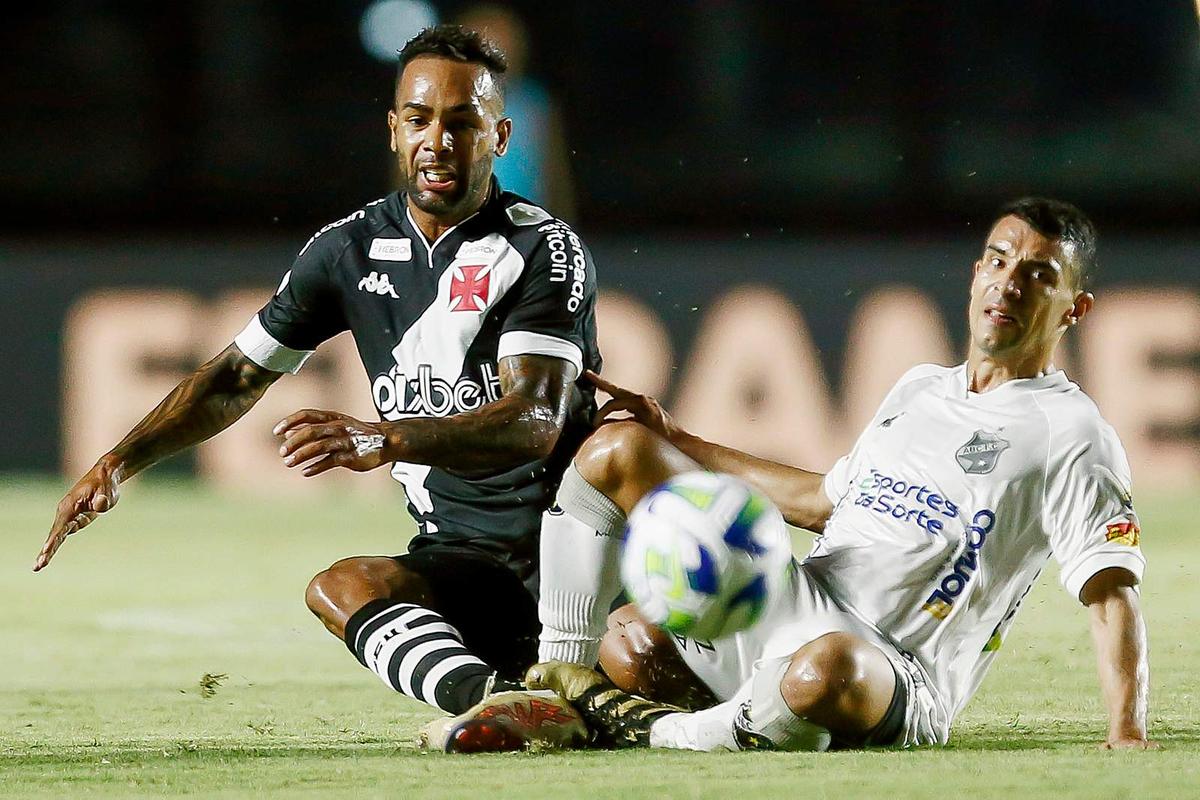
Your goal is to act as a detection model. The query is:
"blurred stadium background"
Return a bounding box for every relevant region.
[2,1,1198,490]
[3,3,1199,797]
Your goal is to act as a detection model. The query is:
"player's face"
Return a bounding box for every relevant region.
[389,56,511,221]
[968,216,1091,363]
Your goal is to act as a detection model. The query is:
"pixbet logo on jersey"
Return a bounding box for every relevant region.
[372,363,502,417]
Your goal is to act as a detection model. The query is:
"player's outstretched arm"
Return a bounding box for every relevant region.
[585,371,833,532]
[1080,567,1156,750]
[275,353,575,477]
[34,344,283,571]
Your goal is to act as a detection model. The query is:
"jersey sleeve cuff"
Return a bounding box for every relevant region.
[822,456,850,504]
[233,314,314,374]
[1060,549,1146,602]
[497,331,584,376]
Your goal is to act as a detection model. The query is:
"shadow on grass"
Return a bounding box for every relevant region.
[1,739,630,766]
[944,721,1200,751]
[6,725,1198,765]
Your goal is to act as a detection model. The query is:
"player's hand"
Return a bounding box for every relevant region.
[34,457,122,572]
[585,371,681,441]
[274,409,392,477]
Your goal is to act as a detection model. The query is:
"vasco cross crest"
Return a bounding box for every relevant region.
[956,430,1010,475]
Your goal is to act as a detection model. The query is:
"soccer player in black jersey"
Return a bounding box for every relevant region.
[34,26,600,727]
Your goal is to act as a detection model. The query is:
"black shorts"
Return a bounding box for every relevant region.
[393,543,540,680]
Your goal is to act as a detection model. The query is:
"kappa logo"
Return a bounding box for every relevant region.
[359,271,399,298]
[956,430,1010,474]
[449,264,491,312]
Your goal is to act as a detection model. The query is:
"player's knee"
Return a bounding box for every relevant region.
[304,563,346,618]
[305,557,397,617]
[779,633,864,716]
[598,604,714,708]
[574,420,657,493]
[599,604,677,693]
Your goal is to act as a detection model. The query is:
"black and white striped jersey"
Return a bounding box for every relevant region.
[234,181,601,562]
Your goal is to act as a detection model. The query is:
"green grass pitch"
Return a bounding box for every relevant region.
[2,478,1197,798]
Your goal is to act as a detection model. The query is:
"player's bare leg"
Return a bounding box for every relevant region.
[588,605,900,749]
[305,550,543,721]
[575,420,700,515]
[531,629,903,752]
[305,556,431,639]
[599,603,717,710]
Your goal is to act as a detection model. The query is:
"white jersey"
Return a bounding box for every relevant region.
[809,363,1145,720]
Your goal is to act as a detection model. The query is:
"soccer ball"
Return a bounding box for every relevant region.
[620,471,793,641]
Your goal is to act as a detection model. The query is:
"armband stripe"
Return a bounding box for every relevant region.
[233,314,313,374]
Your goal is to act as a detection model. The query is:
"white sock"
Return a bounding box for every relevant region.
[743,656,832,751]
[647,658,832,752]
[648,698,743,751]
[536,463,625,665]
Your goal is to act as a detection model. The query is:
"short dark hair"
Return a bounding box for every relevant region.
[995,197,1097,290]
[397,24,507,95]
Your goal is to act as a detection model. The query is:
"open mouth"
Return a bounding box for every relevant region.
[985,307,1018,326]
[417,165,457,193]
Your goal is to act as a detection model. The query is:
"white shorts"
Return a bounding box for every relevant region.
[671,561,952,747]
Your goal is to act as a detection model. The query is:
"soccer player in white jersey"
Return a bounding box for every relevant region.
[454,197,1153,752]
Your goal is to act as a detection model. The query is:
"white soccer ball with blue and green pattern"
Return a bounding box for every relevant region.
[620,471,793,641]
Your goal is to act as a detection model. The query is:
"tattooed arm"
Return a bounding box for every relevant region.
[34,345,283,570]
[276,354,577,477]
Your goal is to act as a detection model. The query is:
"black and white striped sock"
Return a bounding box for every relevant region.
[344,599,493,714]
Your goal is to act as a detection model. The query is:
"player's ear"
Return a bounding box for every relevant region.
[494,117,512,157]
[387,109,399,153]
[1066,291,1094,327]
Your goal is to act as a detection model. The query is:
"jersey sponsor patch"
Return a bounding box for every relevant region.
[372,362,502,417]
[298,208,366,257]
[1104,520,1140,547]
[368,237,412,262]
[852,467,961,536]
[920,509,997,620]
[539,220,587,312]
[506,202,553,226]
